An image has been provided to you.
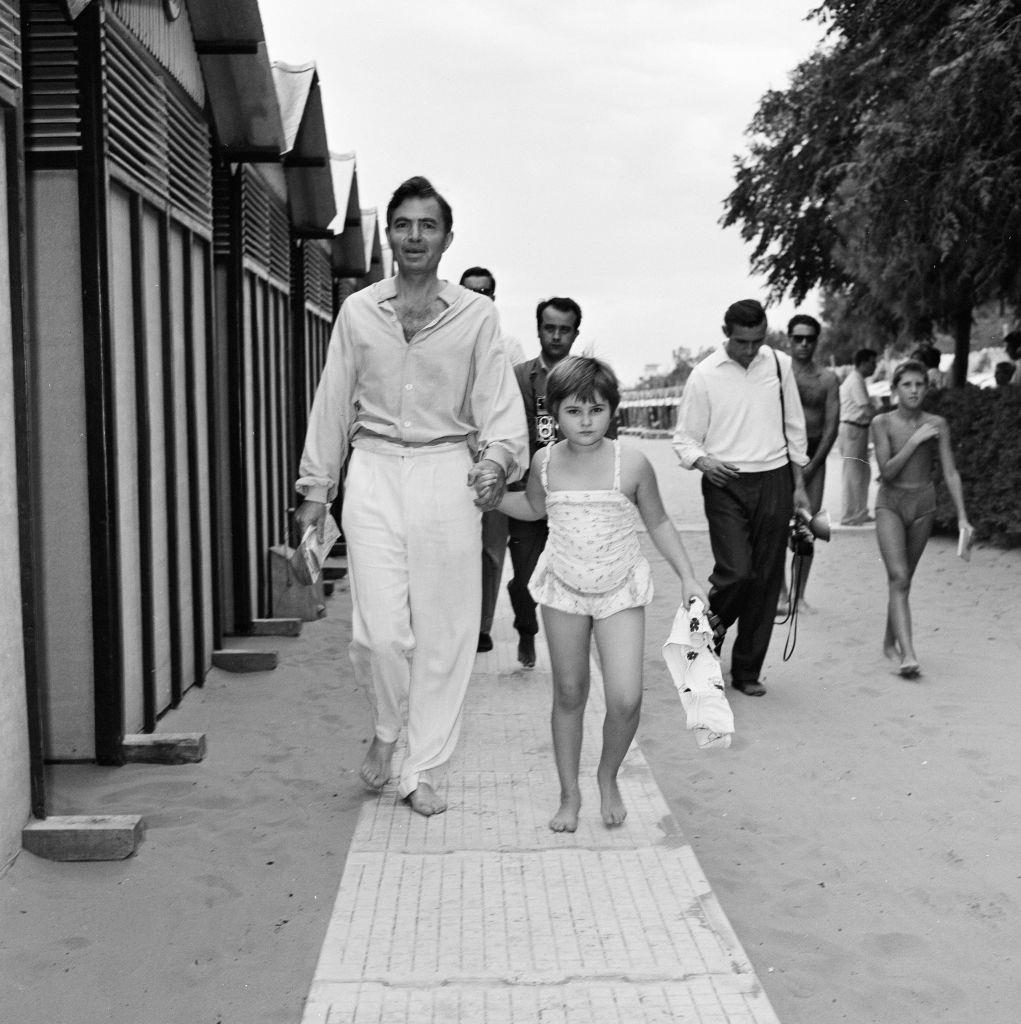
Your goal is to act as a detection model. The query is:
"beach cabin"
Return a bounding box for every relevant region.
[0,0,34,870]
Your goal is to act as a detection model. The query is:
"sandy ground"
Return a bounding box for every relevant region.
[1,440,1019,1024]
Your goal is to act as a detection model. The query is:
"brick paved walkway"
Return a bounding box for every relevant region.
[300,618,781,1023]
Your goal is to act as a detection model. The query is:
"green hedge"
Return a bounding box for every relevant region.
[924,386,1021,544]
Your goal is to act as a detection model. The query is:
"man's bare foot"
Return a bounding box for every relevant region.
[883,637,901,661]
[406,782,447,816]
[598,774,627,827]
[549,791,581,833]
[359,737,395,791]
[795,598,815,614]
[517,634,536,669]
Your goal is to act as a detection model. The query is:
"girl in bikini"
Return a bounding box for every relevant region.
[492,356,706,831]
[871,360,972,678]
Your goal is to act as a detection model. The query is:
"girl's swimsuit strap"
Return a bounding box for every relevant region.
[540,443,553,492]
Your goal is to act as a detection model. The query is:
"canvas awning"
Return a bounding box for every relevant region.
[329,152,366,276]
[188,0,286,162]
[272,60,336,235]
[361,208,390,284]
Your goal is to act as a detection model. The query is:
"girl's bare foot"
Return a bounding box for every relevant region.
[406,781,447,816]
[549,791,581,833]
[898,659,921,679]
[598,774,627,827]
[359,737,395,791]
[883,636,901,661]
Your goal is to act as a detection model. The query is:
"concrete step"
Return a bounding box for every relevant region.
[22,815,144,862]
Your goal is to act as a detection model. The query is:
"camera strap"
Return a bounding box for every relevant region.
[772,349,801,661]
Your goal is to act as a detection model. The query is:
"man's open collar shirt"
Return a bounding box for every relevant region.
[672,343,808,473]
[297,279,528,504]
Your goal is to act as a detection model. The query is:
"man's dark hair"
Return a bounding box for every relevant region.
[787,313,821,337]
[459,266,495,288]
[386,176,453,233]
[545,356,620,415]
[853,348,878,367]
[1003,330,1021,360]
[535,296,582,332]
[910,346,941,370]
[723,299,767,333]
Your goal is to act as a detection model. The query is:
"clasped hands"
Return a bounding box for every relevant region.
[467,459,506,511]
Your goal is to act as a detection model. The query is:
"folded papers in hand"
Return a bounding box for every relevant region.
[662,597,734,750]
[290,516,341,585]
[957,525,973,562]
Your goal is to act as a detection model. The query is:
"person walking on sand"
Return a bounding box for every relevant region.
[489,356,705,831]
[838,347,879,525]
[459,266,527,655]
[778,314,839,615]
[506,297,600,669]
[294,176,527,817]
[871,360,972,679]
[673,299,810,698]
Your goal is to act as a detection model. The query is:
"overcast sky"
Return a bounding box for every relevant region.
[259,0,827,384]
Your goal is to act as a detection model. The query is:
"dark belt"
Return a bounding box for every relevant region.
[840,420,869,428]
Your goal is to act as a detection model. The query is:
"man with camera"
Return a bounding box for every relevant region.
[673,299,810,697]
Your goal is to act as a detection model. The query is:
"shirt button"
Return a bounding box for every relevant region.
[405,384,414,390]
[403,420,411,427]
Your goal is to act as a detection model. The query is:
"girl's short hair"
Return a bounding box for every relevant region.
[545,356,621,415]
[891,359,929,389]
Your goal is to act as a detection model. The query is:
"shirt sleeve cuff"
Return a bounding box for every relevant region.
[479,444,519,482]
[295,481,333,504]
[672,441,706,470]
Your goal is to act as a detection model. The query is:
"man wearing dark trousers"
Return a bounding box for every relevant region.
[506,296,585,668]
[672,299,810,696]
[459,266,526,653]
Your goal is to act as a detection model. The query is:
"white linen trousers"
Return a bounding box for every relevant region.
[341,440,481,798]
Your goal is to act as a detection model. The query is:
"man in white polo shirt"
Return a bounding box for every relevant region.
[673,299,810,697]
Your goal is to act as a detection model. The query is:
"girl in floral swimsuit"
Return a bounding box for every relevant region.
[496,357,705,832]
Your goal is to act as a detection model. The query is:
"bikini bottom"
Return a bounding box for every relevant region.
[874,482,936,528]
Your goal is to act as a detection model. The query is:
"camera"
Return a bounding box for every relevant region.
[788,507,831,556]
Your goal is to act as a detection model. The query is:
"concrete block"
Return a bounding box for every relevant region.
[249,617,303,637]
[22,815,143,861]
[122,733,206,764]
[211,649,279,673]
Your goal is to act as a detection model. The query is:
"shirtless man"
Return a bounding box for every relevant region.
[779,315,839,614]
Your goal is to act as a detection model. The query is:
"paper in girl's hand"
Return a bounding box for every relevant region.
[662,597,734,750]
[957,525,973,561]
[291,515,341,585]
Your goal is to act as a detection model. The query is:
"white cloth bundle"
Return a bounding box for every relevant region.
[662,598,734,749]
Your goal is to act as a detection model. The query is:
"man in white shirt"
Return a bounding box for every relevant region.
[459,266,526,654]
[673,299,810,697]
[837,348,878,525]
[294,177,528,816]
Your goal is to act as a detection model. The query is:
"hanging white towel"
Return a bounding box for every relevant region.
[662,597,734,750]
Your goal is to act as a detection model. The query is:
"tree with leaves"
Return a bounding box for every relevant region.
[723,0,1021,385]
